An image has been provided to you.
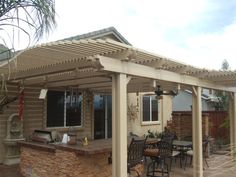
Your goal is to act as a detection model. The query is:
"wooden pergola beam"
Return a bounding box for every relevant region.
[46,77,111,87]
[6,59,102,81]
[97,55,236,92]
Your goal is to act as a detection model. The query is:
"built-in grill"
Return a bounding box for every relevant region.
[31,130,54,144]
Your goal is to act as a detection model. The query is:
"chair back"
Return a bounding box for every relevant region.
[203,136,210,157]
[128,137,147,168]
[157,141,172,158]
[182,136,192,141]
[161,133,176,144]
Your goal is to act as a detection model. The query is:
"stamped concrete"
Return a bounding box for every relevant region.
[0,154,236,177]
[0,164,23,177]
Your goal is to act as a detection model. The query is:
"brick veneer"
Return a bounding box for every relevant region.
[20,146,112,177]
[19,138,146,177]
[168,112,209,139]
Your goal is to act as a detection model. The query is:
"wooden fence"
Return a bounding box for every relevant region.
[168,111,229,142]
[205,111,229,141]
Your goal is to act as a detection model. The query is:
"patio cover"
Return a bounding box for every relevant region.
[1,38,236,177]
[1,38,236,91]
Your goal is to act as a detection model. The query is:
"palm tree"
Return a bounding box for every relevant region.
[0,0,56,48]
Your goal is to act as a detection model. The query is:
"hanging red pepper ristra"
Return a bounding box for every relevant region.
[18,87,24,121]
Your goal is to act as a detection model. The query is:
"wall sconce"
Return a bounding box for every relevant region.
[39,89,48,99]
[136,92,139,108]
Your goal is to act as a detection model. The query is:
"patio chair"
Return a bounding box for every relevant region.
[184,137,210,169]
[130,132,139,137]
[127,137,147,177]
[161,132,177,144]
[203,138,210,167]
[146,140,172,177]
[143,139,159,163]
[161,133,181,170]
[182,136,192,141]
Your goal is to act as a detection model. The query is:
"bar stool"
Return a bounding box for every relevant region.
[146,141,172,177]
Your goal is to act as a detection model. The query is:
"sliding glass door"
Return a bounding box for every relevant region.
[94,95,112,139]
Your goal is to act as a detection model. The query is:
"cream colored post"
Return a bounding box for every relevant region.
[229,92,236,154]
[112,75,117,177]
[205,115,209,137]
[233,93,236,153]
[192,86,203,177]
[112,74,128,177]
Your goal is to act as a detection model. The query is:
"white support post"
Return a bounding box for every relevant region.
[112,75,117,176]
[229,92,236,154]
[192,86,203,177]
[112,73,128,177]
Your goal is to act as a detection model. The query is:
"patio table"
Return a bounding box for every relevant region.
[172,140,192,168]
[173,140,192,148]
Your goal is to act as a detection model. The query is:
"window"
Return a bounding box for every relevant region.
[47,90,82,127]
[142,95,158,122]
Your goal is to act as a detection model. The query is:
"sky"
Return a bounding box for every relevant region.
[13,0,236,70]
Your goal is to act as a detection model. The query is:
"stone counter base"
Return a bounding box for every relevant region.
[20,147,112,177]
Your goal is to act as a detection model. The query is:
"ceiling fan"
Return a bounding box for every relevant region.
[154,85,178,97]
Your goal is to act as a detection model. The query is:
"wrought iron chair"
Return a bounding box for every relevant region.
[184,136,210,169]
[161,132,177,147]
[202,138,210,167]
[146,141,172,177]
[127,137,147,177]
[161,133,181,170]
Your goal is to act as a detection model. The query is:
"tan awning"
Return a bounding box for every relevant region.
[1,38,236,92]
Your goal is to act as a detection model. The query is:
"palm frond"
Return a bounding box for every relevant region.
[0,0,56,47]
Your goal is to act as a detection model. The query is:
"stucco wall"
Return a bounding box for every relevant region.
[162,95,173,129]
[127,93,172,137]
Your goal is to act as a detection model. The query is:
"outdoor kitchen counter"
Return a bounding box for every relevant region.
[19,138,112,155]
[18,140,56,152]
[54,138,112,155]
[19,138,148,177]
[19,139,113,177]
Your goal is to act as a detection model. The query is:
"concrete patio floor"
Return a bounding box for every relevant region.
[0,154,236,177]
[143,153,236,177]
[0,164,23,177]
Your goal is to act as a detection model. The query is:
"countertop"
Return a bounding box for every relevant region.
[18,139,112,155]
[18,137,156,155]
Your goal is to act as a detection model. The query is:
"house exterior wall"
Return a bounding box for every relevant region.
[42,90,93,140]
[0,86,172,163]
[162,95,173,129]
[0,86,94,163]
[172,91,215,111]
[127,93,172,137]
[0,84,44,163]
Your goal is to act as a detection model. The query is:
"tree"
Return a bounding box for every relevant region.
[214,60,230,111]
[0,0,56,113]
[0,0,56,49]
[221,59,229,71]
[216,60,230,130]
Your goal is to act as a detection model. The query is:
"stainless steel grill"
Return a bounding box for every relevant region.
[31,130,53,143]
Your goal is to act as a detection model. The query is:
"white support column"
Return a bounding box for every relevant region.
[112,73,128,177]
[192,86,203,177]
[112,75,117,176]
[229,92,236,154]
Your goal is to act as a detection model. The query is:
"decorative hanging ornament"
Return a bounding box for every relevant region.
[18,88,24,121]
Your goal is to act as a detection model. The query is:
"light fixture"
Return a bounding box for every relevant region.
[154,85,178,97]
[39,89,48,99]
